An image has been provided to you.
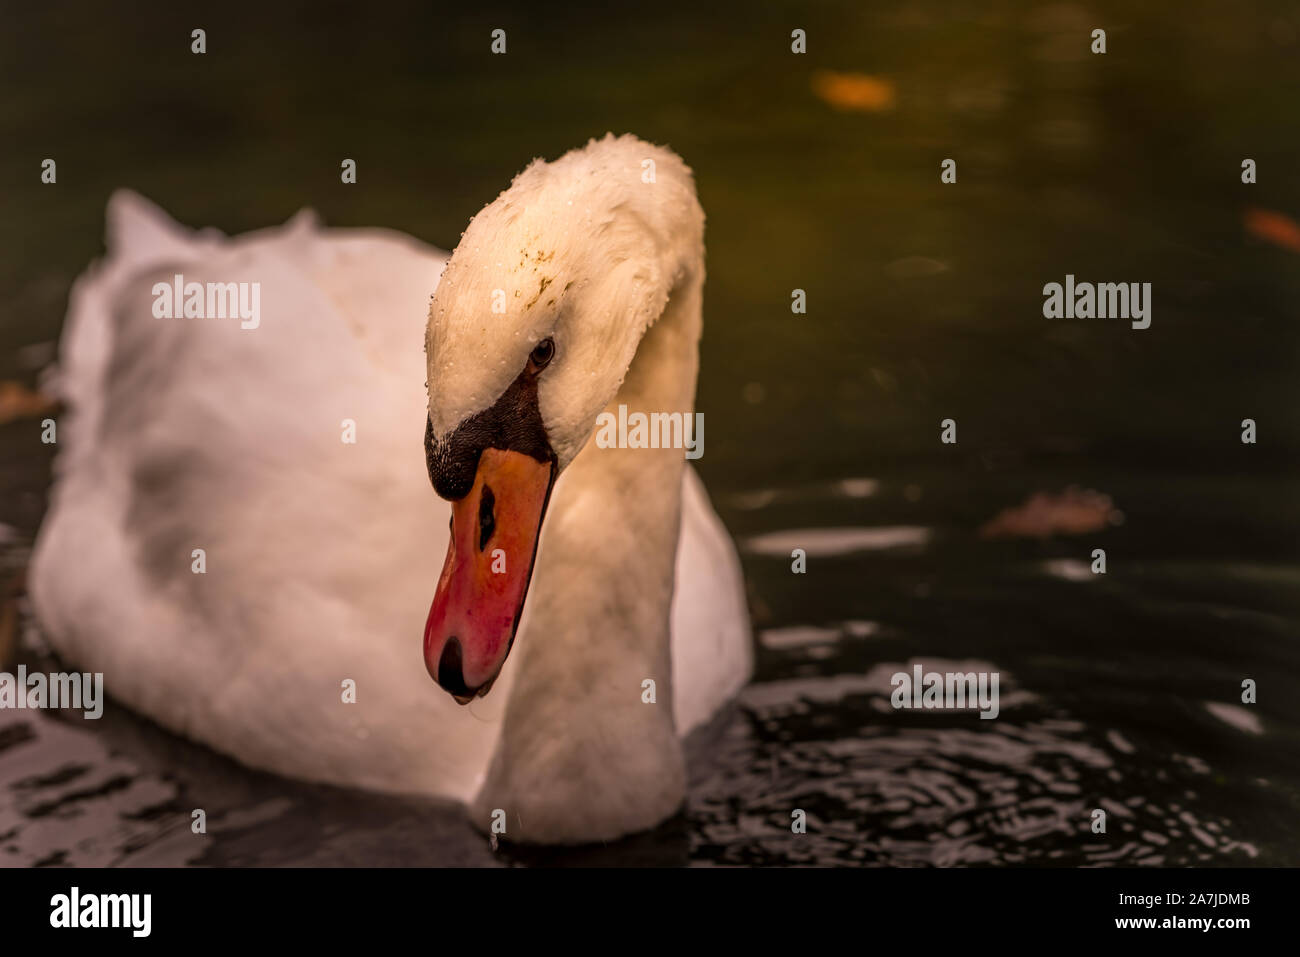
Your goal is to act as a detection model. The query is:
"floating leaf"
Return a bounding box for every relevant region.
[811,70,896,112]
[980,486,1121,539]
[0,381,57,425]
[1244,207,1300,254]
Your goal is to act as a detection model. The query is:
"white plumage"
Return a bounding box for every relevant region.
[31,135,751,843]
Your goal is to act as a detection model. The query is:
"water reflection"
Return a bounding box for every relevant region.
[688,663,1258,867]
[0,625,1274,867]
[1,708,196,867]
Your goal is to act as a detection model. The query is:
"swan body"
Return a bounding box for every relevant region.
[30,135,751,843]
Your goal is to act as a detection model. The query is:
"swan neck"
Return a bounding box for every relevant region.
[470,264,704,841]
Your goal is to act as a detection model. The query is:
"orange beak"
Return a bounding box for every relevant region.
[423,448,556,702]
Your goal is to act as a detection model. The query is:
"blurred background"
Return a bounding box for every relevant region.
[0,0,1297,865]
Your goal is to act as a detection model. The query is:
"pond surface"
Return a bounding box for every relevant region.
[1,0,1297,866]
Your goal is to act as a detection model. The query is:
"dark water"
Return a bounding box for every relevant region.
[2,1,1298,866]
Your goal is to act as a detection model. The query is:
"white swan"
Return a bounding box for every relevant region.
[29,134,752,844]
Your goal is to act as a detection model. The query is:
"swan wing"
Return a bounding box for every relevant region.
[30,194,504,801]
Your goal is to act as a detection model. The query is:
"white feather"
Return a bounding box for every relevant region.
[30,135,751,842]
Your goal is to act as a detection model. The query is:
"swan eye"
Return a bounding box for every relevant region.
[528,338,555,372]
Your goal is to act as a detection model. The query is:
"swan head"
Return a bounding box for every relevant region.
[421,133,704,703]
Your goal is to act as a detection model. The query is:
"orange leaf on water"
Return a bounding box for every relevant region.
[811,70,896,112]
[0,380,58,425]
[1244,207,1300,254]
[979,487,1122,540]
